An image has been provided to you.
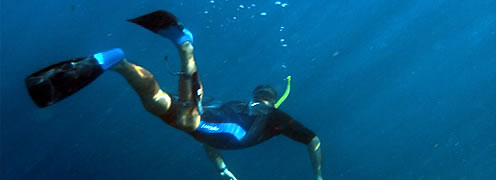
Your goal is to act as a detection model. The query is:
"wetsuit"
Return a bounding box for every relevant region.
[161,99,316,150]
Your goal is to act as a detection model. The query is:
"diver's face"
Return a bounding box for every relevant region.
[261,99,274,107]
[250,98,274,107]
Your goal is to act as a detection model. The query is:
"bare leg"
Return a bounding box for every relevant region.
[176,42,202,132]
[111,59,172,116]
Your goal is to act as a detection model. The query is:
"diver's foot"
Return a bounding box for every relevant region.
[93,48,125,70]
[128,10,193,46]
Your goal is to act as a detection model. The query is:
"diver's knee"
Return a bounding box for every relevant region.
[142,90,171,116]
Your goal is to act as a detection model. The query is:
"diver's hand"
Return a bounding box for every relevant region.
[219,168,238,180]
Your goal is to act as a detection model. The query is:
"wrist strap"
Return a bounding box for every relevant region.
[219,167,228,173]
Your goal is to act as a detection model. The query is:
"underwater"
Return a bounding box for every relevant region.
[1,0,495,179]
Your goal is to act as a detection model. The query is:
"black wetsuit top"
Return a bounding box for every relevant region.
[190,101,316,150]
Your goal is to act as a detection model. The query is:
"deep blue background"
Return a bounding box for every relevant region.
[1,0,495,179]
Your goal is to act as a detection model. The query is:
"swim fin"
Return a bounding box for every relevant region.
[25,57,104,108]
[25,48,125,108]
[127,10,193,45]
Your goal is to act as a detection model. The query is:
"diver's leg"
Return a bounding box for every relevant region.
[111,59,172,116]
[176,42,202,132]
[127,10,201,131]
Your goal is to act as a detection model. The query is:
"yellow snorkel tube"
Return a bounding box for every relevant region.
[274,75,291,109]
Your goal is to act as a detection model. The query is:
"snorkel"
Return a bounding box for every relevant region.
[275,75,291,109]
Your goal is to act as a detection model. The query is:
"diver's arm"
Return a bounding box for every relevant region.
[203,144,238,180]
[307,136,323,180]
[203,144,227,171]
[271,109,323,179]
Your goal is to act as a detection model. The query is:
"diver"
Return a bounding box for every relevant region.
[25,10,323,180]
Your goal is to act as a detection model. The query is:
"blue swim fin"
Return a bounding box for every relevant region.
[127,10,193,46]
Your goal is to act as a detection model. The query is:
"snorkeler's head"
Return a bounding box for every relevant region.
[252,85,277,106]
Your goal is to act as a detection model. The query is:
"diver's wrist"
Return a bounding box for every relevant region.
[219,166,228,173]
[316,175,323,180]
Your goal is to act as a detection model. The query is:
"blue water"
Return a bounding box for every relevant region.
[1,0,495,179]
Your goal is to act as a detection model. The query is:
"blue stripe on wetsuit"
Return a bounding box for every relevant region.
[197,121,247,141]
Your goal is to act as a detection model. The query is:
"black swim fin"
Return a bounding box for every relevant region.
[25,57,104,108]
[25,48,124,108]
[127,10,181,33]
[128,10,194,45]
